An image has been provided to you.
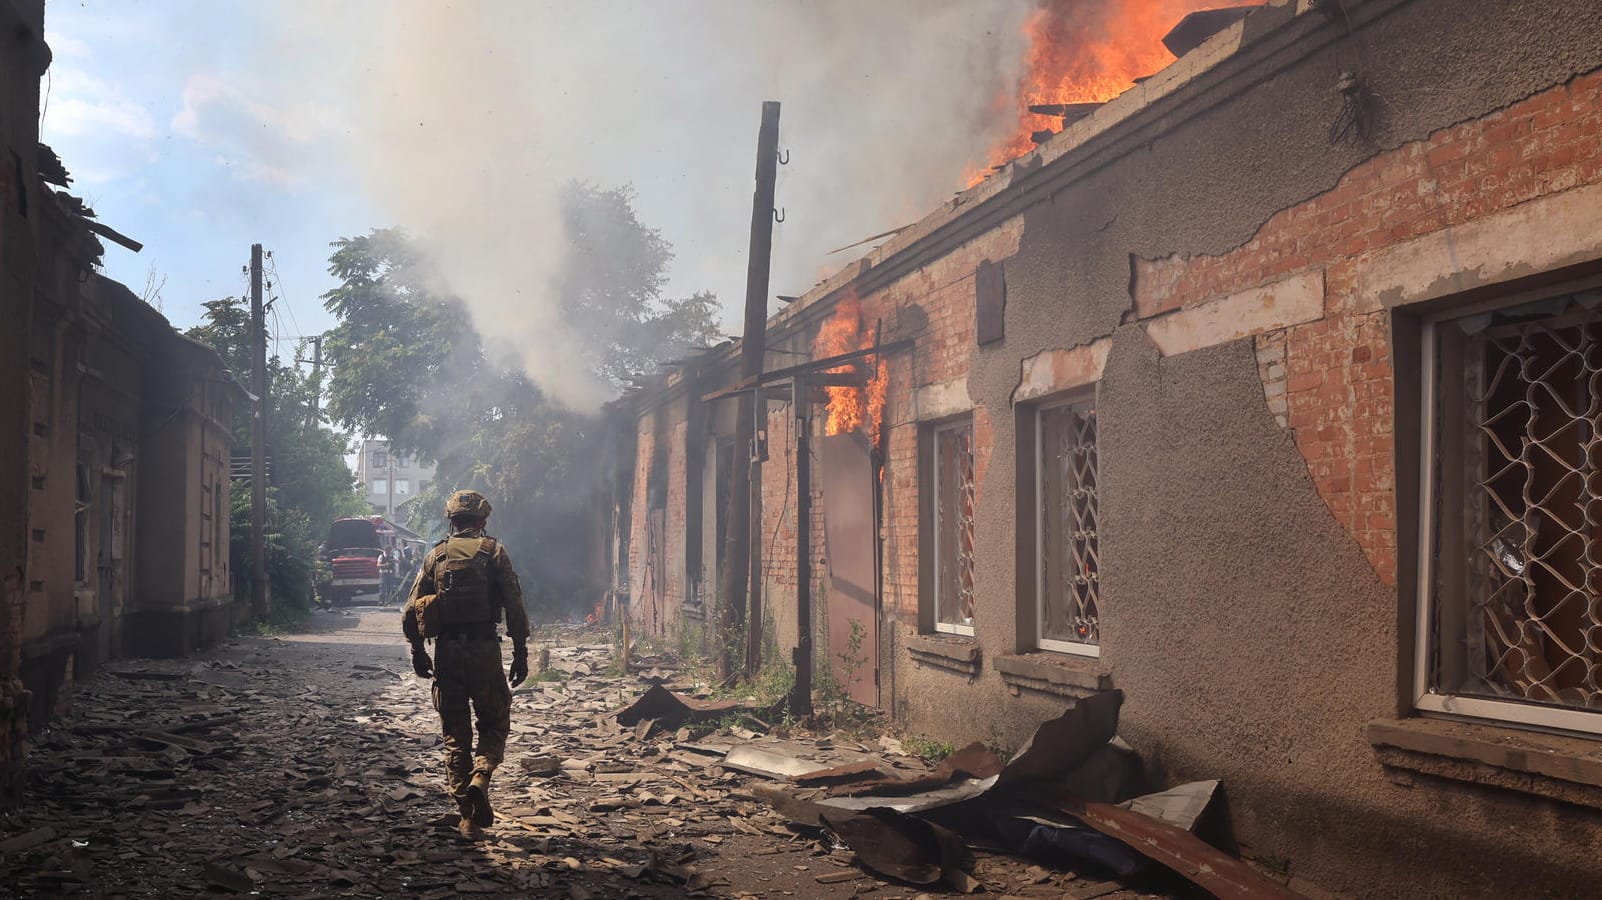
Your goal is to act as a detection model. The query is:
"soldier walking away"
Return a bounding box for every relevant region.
[402,490,530,840]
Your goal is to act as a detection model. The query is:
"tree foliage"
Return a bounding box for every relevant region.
[187,298,368,611]
[228,487,319,611]
[321,182,720,617]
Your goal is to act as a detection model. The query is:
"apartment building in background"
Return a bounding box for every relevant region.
[353,439,435,519]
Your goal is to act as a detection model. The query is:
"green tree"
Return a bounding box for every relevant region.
[321,182,720,617]
[187,299,368,612]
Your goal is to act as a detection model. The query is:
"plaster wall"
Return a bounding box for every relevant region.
[128,357,239,656]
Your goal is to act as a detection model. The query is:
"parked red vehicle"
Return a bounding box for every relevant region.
[323,517,385,606]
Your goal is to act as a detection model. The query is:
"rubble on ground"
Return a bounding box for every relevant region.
[0,611,1286,898]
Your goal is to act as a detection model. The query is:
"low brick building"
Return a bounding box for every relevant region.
[612,0,1602,893]
[0,0,245,803]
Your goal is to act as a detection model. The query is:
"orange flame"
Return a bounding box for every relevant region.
[968,0,1259,185]
[814,292,887,443]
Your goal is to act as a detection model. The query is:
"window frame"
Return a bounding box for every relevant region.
[372,478,388,497]
[1034,392,1101,658]
[1414,297,1602,736]
[930,417,976,636]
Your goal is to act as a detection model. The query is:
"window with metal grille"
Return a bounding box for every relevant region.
[1037,399,1100,656]
[1420,290,1602,734]
[933,419,976,634]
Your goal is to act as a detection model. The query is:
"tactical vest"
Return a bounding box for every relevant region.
[434,536,499,627]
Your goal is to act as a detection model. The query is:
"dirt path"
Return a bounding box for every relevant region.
[0,608,1168,898]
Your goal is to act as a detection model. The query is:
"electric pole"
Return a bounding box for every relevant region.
[249,243,269,620]
[306,335,321,428]
[717,101,780,682]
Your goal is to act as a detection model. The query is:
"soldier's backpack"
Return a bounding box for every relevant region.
[416,536,498,637]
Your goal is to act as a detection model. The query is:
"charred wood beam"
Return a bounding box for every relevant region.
[85,220,143,253]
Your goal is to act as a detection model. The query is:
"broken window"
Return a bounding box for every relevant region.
[1037,399,1099,655]
[1423,290,1602,731]
[933,419,976,634]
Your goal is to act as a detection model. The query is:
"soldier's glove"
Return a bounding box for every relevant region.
[411,644,433,679]
[508,647,529,687]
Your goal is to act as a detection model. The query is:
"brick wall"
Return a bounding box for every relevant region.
[625,425,653,628]
[853,221,1021,632]
[1136,69,1602,585]
[665,419,689,611]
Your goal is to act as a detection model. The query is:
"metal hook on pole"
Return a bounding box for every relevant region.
[773,207,786,223]
[777,148,790,165]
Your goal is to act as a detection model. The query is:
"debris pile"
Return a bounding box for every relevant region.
[726,691,1305,899]
[0,610,1299,898]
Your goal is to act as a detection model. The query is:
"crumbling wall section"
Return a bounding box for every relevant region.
[1132,67,1602,585]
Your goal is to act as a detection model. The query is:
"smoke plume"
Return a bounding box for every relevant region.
[266,1,1030,412]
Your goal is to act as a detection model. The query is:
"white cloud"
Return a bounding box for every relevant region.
[42,69,157,142]
[170,73,337,186]
[46,34,93,60]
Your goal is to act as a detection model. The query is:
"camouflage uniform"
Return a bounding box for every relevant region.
[403,492,530,833]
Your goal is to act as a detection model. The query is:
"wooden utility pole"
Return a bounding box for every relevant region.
[718,101,781,682]
[789,376,813,717]
[249,243,269,620]
[306,335,321,428]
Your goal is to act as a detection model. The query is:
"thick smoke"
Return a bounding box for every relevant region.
[275,1,1030,412]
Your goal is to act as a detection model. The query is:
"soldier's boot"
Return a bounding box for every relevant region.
[466,772,494,827]
[457,817,486,841]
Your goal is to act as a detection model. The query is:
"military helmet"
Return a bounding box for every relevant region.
[445,490,492,519]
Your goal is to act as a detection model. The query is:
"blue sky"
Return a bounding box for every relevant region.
[42,1,373,347]
[39,1,1024,401]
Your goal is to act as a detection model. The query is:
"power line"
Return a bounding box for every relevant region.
[265,253,305,341]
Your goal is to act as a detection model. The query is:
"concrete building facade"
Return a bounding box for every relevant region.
[610,1,1602,894]
[353,438,436,519]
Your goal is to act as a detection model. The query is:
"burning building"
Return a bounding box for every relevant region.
[607,0,1602,893]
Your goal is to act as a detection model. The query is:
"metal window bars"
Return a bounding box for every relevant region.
[934,422,976,629]
[1452,302,1602,711]
[1040,403,1100,648]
